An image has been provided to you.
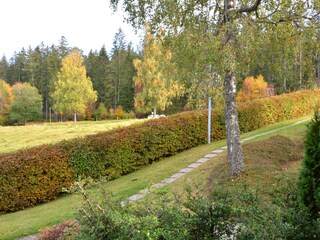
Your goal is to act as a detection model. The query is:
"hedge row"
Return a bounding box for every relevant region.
[0,90,319,212]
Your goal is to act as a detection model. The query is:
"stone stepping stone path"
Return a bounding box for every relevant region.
[125,144,228,203]
[125,118,310,203]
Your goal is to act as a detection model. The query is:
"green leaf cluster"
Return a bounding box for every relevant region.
[298,107,320,217]
[8,82,42,125]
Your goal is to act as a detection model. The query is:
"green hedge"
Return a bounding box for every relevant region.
[0,90,319,212]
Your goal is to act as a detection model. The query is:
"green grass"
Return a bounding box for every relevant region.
[0,119,144,153]
[0,117,310,240]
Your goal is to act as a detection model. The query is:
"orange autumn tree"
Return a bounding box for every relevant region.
[237,75,268,103]
[0,79,14,125]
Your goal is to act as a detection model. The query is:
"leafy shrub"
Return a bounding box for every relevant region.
[94,103,107,120]
[124,110,136,119]
[237,75,269,102]
[238,90,320,132]
[298,108,320,217]
[73,186,237,240]
[115,105,124,119]
[0,145,74,212]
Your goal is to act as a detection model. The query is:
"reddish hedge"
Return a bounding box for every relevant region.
[62,111,208,180]
[0,89,319,212]
[0,146,74,212]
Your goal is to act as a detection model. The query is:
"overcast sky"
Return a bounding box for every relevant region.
[0,0,142,58]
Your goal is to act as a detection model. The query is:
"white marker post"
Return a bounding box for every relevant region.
[208,97,212,144]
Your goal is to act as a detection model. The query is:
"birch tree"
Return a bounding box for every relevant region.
[133,30,183,116]
[52,50,97,122]
[110,0,320,176]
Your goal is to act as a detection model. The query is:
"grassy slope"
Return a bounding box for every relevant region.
[0,117,309,240]
[0,119,143,153]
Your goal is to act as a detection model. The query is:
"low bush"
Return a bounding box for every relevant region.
[0,145,74,212]
[72,186,236,240]
[0,90,319,212]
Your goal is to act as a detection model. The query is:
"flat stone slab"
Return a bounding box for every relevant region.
[162,177,177,184]
[204,154,217,158]
[171,172,186,179]
[152,182,167,188]
[188,163,202,168]
[221,146,228,149]
[180,167,194,173]
[212,149,224,154]
[128,193,144,201]
[197,158,210,163]
[140,188,151,194]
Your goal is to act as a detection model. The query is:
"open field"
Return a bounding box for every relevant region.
[0,116,309,240]
[0,119,144,154]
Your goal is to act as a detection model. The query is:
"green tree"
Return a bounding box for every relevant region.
[133,30,183,116]
[52,50,97,122]
[85,46,111,104]
[0,79,14,125]
[298,108,320,217]
[94,102,108,120]
[0,56,9,81]
[8,82,42,125]
[111,0,320,176]
[109,29,138,112]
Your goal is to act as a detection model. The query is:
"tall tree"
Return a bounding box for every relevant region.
[111,0,320,176]
[133,30,183,115]
[119,43,139,111]
[110,28,128,110]
[0,56,9,81]
[8,82,42,125]
[0,79,13,125]
[85,46,111,105]
[52,50,97,122]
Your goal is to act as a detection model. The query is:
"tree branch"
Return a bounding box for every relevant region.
[239,0,262,13]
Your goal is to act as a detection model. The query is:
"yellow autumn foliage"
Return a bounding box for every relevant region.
[237,75,268,103]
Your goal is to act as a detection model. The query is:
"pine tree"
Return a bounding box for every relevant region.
[298,108,320,217]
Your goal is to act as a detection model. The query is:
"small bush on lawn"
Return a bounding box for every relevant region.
[0,145,74,212]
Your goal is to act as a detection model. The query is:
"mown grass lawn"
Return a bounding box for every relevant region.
[0,119,144,154]
[0,116,309,240]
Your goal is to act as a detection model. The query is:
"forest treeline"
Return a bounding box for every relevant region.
[0,23,320,124]
[0,30,141,121]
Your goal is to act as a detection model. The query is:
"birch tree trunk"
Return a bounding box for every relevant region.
[223,0,244,176]
[224,70,244,176]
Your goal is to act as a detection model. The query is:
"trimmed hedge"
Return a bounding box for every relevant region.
[0,90,319,212]
[0,145,74,212]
